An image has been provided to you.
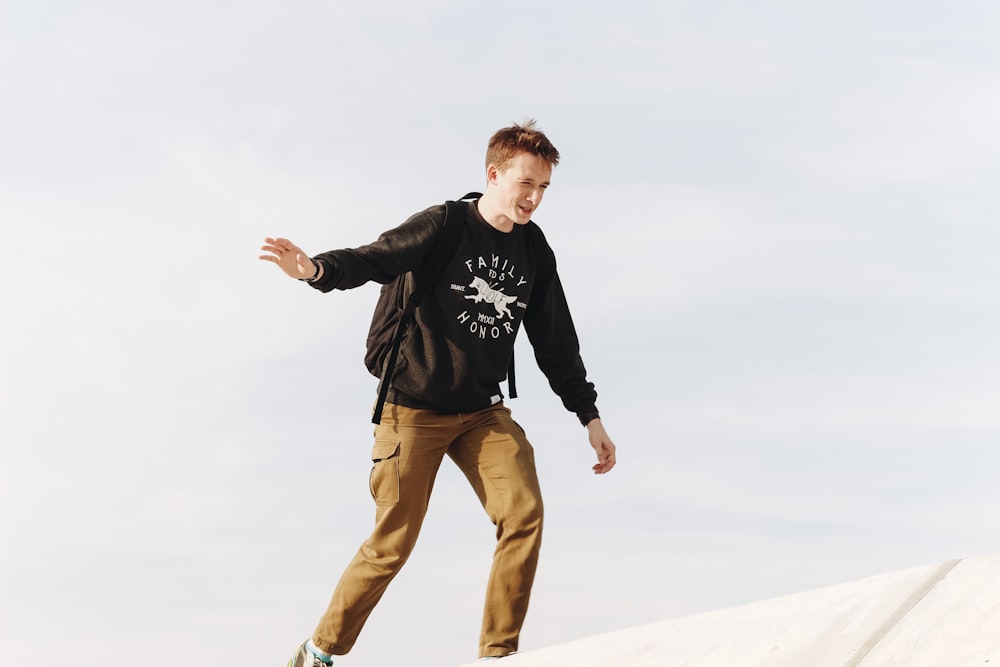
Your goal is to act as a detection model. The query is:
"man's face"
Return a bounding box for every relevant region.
[487,152,553,227]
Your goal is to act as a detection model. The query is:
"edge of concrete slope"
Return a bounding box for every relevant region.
[457,554,1000,667]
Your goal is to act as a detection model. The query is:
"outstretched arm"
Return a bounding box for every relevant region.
[259,237,323,281]
[586,418,617,474]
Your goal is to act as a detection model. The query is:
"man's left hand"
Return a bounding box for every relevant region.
[586,418,617,474]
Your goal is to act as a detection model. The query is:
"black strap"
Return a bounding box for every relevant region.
[372,314,407,424]
[372,193,479,424]
[507,346,517,399]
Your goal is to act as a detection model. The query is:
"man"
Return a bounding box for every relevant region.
[260,120,617,665]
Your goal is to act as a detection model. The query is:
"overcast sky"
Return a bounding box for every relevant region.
[2,2,999,666]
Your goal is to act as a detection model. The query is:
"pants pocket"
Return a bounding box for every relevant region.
[370,440,401,508]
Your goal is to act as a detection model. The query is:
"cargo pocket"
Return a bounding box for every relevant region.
[369,440,401,509]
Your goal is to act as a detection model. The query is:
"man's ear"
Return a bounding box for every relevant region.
[485,163,499,185]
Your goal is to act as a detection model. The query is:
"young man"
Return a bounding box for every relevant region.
[259,120,617,665]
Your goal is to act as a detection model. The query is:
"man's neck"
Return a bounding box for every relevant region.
[476,192,515,233]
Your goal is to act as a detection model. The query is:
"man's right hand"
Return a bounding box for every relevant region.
[259,237,319,281]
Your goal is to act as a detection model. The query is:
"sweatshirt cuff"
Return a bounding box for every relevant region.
[304,258,333,291]
[577,409,600,427]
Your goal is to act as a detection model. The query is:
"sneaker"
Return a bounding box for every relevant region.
[287,640,333,667]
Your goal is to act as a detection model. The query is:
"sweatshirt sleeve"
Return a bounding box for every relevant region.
[522,250,601,426]
[306,206,444,293]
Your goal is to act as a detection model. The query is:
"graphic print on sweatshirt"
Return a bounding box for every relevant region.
[449,251,529,342]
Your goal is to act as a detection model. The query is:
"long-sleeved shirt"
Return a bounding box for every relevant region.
[307,198,600,425]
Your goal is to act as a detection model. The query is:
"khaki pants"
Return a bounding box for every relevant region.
[312,402,544,659]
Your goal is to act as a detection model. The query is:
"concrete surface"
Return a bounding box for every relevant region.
[457,554,1000,666]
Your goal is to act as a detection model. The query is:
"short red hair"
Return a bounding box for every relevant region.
[485,119,560,171]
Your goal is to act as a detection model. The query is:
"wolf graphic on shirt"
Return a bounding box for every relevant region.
[466,276,518,320]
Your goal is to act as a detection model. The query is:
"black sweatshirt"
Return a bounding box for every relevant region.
[308,199,600,425]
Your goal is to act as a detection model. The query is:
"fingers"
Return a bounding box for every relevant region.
[592,456,616,474]
[260,238,307,261]
[592,443,617,474]
[261,238,293,253]
[260,238,300,253]
[259,243,287,265]
[259,237,310,279]
[263,237,294,249]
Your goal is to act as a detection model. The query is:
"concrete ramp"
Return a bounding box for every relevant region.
[459,554,1000,666]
